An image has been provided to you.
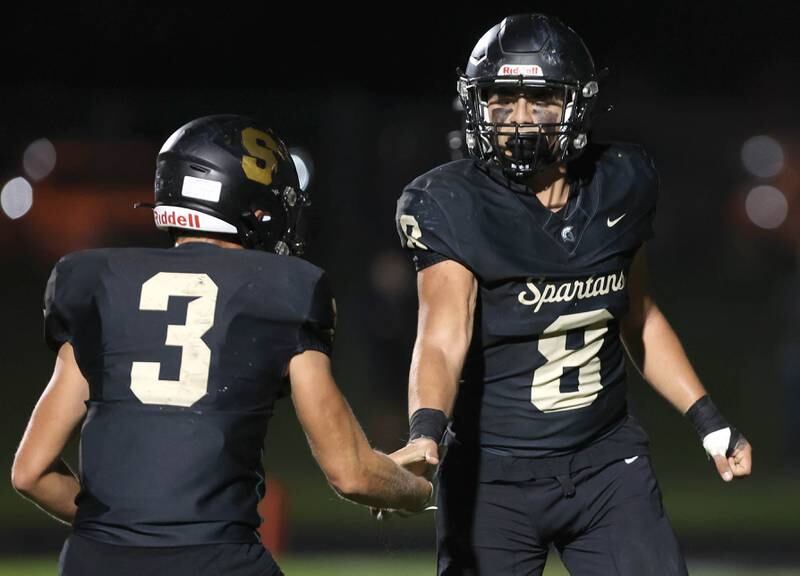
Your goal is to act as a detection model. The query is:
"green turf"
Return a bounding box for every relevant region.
[0,559,55,576]
[0,555,797,576]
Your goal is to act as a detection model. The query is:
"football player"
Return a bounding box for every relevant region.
[12,115,432,576]
[392,14,752,576]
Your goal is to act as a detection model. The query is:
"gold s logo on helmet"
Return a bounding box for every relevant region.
[240,127,287,185]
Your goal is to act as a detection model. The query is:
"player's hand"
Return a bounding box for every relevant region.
[703,428,752,482]
[389,438,440,478]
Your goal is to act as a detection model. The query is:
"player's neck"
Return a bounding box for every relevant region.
[174,236,244,250]
[522,164,570,213]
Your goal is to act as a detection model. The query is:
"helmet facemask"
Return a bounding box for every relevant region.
[242,184,309,255]
[460,76,597,179]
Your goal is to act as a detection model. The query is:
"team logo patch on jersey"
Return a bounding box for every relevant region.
[518,271,626,313]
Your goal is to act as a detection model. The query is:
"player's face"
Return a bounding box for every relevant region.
[486,87,564,154]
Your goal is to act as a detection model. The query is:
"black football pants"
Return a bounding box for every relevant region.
[59,533,284,576]
[436,452,688,575]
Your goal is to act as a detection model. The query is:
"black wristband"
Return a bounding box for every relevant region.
[685,395,730,438]
[409,408,449,444]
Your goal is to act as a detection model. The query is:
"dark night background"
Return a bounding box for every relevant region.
[1,0,799,570]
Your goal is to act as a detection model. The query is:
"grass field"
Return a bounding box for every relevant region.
[0,554,797,575]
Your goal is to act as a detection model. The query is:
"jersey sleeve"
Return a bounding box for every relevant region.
[395,185,464,271]
[43,251,103,353]
[630,145,660,242]
[296,270,336,357]
[43,256,76,352]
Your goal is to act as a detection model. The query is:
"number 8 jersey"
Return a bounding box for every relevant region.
[43,242,335,546]
[396,143,658,458]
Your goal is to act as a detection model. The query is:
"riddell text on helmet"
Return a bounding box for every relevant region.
[154,210,201,228]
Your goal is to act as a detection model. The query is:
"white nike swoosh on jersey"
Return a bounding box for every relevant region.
[607,214,626,227]
[624,456,639,464]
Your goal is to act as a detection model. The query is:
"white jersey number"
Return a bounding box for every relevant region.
[130,272,218,407]
[399,214,428,250]
[531,309,613,413]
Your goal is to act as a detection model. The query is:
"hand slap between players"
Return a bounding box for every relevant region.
[371,439,440,521]
[389,438,441,478]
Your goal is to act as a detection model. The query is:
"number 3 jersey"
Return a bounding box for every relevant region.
[396,143,657,458]
[43,242,335,546]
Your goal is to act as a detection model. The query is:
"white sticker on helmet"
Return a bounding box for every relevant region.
[153,205,237,234]
[498,64,543,77]
[181,175,222,203]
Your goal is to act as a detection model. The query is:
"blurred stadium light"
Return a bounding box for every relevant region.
[741,135,784,179]
[23,139,57,182]
[1,176,33,219]
[745,185,789,230]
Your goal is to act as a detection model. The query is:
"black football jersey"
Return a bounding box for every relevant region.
[43,242,334,546]
[396,143,657,457]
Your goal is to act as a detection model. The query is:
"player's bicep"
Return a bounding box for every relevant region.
[289,350,365,480]
[416,259,477,358]
[13,343,88,485]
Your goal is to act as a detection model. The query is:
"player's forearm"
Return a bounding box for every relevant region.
[305,394,431,511]
[408,342,463,417]
[12,459,79,524]
[409,261,476,418]
[336,448,432,511]
[635,304,708,414]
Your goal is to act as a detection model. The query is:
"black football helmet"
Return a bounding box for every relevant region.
[151,114,306,254]
[458,14,599,178]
